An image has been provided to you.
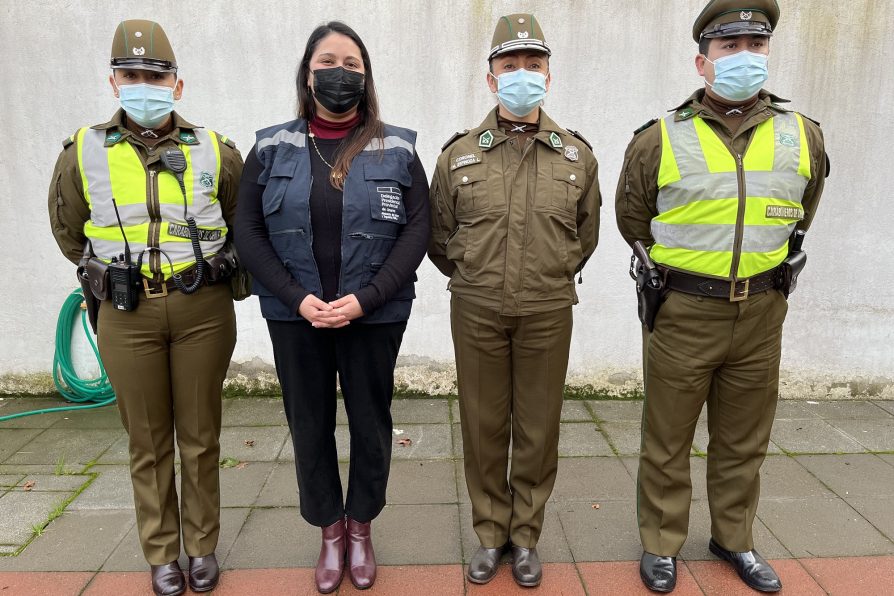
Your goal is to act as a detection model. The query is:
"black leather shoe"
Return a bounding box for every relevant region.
[467,545,505,584]
[510,545,542,587]
[709,538,781,592]
[188,553,220,592]
[150,561,186,596]
[640,552,677,593]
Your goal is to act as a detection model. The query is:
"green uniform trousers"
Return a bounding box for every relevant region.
[97,283,236,565]
[638,288,788,556]
[451,295,572,549]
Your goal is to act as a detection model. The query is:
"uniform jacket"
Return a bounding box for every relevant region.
[429,108,601,316]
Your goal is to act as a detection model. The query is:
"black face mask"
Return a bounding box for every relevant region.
[312,66,365,114]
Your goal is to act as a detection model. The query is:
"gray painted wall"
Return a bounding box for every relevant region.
[1,0,892,395]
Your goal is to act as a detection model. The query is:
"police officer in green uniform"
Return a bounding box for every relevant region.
[48,20,243,596]
[615,1,828,592]
[429,14,600,588]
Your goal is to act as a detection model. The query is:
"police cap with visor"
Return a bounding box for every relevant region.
[693,0,780,41]
[110,19,177,73]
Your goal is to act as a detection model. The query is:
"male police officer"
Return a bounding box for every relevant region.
[429,14,600,587]
[616,1,828,592]
[48,20,243,596]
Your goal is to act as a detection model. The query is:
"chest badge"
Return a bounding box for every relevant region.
[200,171,214,188]
[564,145,579,162]
[478,130,494,149]
[549,132,563,149]
[778,132,797,147]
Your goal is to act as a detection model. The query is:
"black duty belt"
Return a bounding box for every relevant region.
[663,268,777,302]
[142,266,216,299]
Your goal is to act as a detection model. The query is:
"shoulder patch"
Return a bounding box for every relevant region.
[566,129,592,150]
[218,135,237,149]
[633,118,659,136]
[61,134,75,149]
[441,130,469,151]
[178,131,199,145]
[677,108,696,121]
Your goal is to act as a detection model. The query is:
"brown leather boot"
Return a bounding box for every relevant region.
[315,518,346,594]
[346,517,377,589]
[150,561,186,596]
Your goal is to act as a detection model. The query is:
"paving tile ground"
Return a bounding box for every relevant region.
[0,397,892,594]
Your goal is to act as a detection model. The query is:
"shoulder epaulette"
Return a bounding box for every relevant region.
[634,118,659,136]
[61,133,76,149]
[566,129,592,150]
[441,130,469,151]
[801,114,821,127]
[219,135,237,149]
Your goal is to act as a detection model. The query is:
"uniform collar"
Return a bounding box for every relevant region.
[670,88,790,122]
[471,107,565,152]
[91,109,202,146]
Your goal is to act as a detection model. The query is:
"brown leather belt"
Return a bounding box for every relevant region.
[142,266,212,299]
[663,268,777,302]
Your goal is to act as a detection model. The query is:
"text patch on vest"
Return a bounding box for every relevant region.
[765,205,804,220]
[168,222,223,242]
[373,186,404,222]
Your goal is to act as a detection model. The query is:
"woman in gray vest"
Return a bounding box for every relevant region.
[234,21,430,594]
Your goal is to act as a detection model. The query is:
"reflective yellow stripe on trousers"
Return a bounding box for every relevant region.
[77,128,227,279]
[651,112,811,279]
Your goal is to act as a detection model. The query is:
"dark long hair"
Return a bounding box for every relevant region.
[297,21,384,189]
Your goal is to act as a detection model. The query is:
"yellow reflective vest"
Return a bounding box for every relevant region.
[651,111,811,280]
[76,127,227,279]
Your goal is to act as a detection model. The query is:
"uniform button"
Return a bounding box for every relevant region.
[462,176,469,183]
[569,174,577,181]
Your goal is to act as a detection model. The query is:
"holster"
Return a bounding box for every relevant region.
[636,267,664,332]
[76,258,108,335]
[209,243,252,301]
[775,250,807,298]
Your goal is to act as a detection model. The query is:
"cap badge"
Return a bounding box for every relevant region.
[549,132,563,149]
[132,46,145,56]
[564,145,579,162]
[479,130,494,148]
[740,11,753,20]
[517,31,529,39]
[134,31,143,38]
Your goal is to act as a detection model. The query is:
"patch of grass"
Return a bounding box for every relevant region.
[54,456,65,476]
[220,456,240,469]
[29,523,45,537]
[564,385,645,401]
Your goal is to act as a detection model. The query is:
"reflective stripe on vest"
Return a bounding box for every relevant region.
[77,127,226,279]
[651,112,811,279]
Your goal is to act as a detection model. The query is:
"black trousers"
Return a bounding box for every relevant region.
[267,319,407,527]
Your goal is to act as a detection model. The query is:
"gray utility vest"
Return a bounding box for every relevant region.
[253,119,417,323]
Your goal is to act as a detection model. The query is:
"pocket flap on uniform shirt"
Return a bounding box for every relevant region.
[364,160,411,187]
[269,150,300,178]
[451,165,487,187]
[551,162,585,189]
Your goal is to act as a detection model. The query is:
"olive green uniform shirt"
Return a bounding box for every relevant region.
[429,108,601,316]
[49,109,244,265]
[615,89,828,249]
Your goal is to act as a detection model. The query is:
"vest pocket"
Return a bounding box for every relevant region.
[362,262,417,301]
[262,152,300,216]
[364,162,407,224]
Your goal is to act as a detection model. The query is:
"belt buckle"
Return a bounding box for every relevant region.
[143,278,168,299]
[729,278,750,302]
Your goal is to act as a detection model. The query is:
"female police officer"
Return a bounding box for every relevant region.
[235,21,429,593]
[48,20,243,596]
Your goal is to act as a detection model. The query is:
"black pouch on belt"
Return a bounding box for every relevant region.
[776,250,807,298]
[76,258,108,334]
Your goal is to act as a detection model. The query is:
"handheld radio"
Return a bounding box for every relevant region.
[108,198,140,311]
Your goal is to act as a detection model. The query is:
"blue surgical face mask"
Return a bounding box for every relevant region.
[493,69,547,117]
[706,50,768,102]
[116,82,176,128]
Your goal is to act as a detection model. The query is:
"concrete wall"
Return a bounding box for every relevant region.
[1,0,892,396]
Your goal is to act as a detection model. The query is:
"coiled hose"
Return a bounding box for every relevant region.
[0,289,115,422]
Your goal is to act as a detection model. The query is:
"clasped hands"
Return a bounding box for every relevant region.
[298,294,364,328]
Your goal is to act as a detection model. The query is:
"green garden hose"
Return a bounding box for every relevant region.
[0,289,115,422]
